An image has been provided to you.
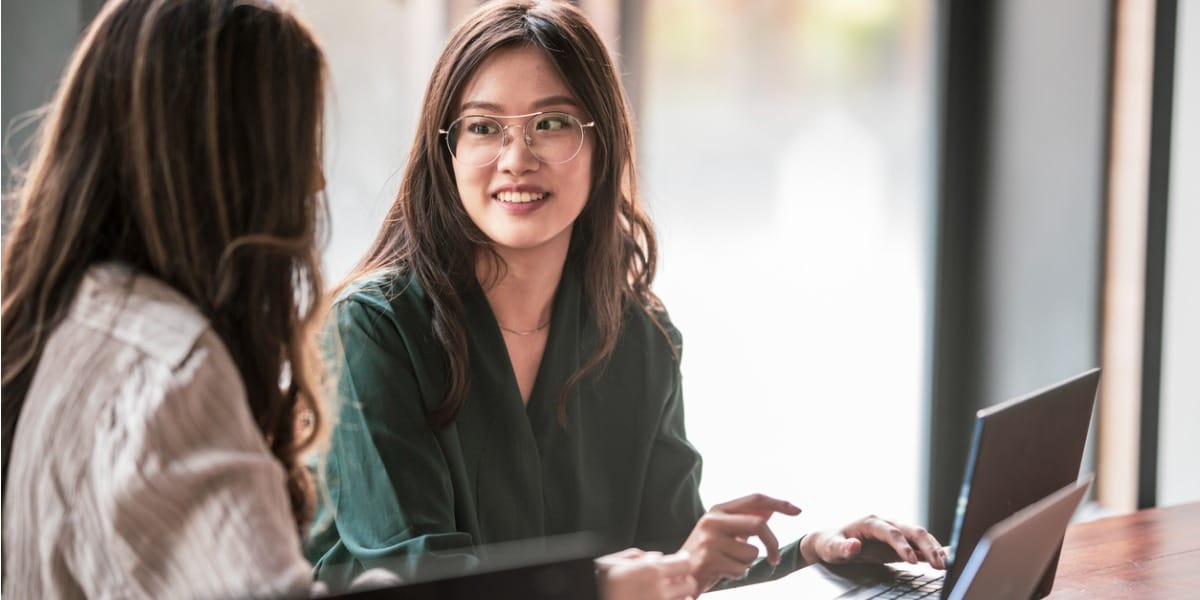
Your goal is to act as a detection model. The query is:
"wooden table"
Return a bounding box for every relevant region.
[1049,501,1200,598]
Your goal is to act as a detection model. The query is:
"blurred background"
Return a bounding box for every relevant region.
[3,0,1196,546]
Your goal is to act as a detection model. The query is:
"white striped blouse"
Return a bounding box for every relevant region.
[3,263,315,599]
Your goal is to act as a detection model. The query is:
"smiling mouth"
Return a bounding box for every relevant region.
[494,191,549,204]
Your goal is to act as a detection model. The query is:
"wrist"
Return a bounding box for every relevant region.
[800,531,823,567]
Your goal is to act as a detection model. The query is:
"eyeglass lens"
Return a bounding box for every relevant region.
[445,112,586,166]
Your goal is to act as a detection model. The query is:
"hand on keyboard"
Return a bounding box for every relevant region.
[800,515,948,570]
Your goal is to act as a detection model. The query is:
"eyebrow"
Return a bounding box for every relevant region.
[459,95,581,114]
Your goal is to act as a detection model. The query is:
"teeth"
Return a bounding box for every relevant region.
[496,191,547,203]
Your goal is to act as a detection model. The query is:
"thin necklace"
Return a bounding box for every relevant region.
[498,319,551,336]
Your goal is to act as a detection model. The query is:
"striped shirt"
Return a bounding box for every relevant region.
[3,263,315,599]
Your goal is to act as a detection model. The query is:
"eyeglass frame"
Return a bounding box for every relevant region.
[438,110,596,167]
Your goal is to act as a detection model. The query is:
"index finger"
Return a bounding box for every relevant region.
[708,513,783,565]
[713,493,802,518]
[860,517,918,564]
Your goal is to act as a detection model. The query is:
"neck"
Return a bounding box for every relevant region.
[477,235,570,333]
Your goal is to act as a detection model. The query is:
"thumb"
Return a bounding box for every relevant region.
[824,534,863,563]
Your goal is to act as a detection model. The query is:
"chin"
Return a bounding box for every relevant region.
[487,233,556,252]
[481,223,572,255]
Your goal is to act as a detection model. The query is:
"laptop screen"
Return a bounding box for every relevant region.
[943,369,1099,598]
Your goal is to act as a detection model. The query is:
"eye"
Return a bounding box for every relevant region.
[463,118,501,136]
[534,114,573,131]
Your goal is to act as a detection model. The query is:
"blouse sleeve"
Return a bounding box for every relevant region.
[89,330,315,599]
[310,296,475,589]
[633,355,708,552]
[633,323,804,590]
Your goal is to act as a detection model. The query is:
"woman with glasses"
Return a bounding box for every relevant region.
[309,1,946,596]
[2,0,333,597]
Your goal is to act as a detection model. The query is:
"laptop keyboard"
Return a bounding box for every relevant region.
[861,571,945,599]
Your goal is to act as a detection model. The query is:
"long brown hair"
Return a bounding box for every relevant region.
[1,0,330,529]
[342,0,665,427]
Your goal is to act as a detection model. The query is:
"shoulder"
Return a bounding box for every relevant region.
[650,306,683,352]
[16,265,259,504]
[68,262,214,370]
[329,268,439,367]
[66,263,250,427]
[616,299,683,367]
[43,264,245,407]
[333,268,429,325]
[337,267,417,308]
[627,296,682,345]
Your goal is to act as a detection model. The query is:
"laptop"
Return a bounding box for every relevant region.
[803,368,1100,600]
[946,476,1093,600]
[792,476,1093,600]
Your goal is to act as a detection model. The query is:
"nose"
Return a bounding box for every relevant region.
[496,124,540,176]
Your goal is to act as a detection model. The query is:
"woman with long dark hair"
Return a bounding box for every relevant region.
[309,0,946,595]
[2,0,331,596]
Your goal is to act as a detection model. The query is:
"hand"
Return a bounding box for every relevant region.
[800,515,948,570]
[679,493,802,592]
[596,548,697,600]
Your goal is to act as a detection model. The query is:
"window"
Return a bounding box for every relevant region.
[637,0,937,538]
[303,0,447,279]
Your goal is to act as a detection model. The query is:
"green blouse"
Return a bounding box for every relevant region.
[305,263,802,589]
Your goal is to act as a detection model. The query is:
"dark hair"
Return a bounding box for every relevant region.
[1,0,331,529]
[341,0,665,427]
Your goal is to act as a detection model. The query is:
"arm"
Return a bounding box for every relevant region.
[631,321,945,593]
[93,332,314,599]
[309,296,475,589]
[632,357,708,553]
[634,324,805,592]
[647,382,941,592]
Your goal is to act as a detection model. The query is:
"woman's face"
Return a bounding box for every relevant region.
[449,45,593,257]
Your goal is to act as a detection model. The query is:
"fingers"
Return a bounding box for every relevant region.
[874,521,945,568]
[713,493,802,518]
[904,525,946,569]
[720,539,761,567]
[706,512,783,564]
[686,523,760,580]
[684,526,760,585]
[704,544,758,581]
[856,539,903,563]
[853,516,919,564]
[709,494,799,565]
[681,495,802,591]
[873,518,916,564]
[838,516,948,568]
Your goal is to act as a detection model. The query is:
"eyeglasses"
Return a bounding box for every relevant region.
[440,111,595,167]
